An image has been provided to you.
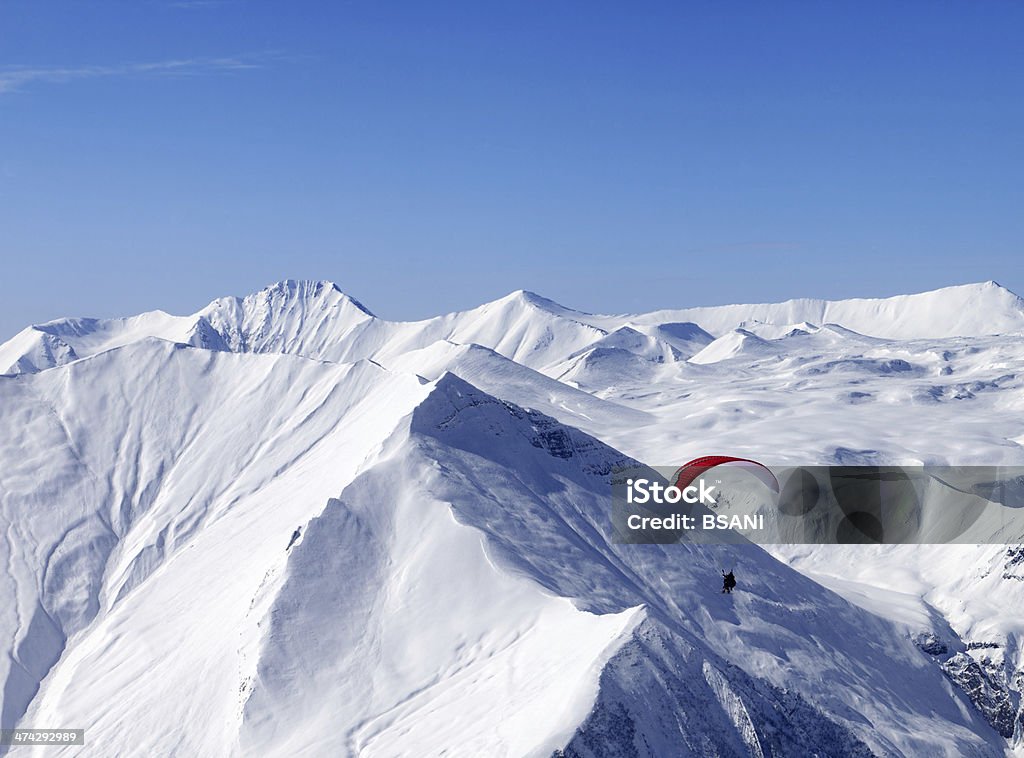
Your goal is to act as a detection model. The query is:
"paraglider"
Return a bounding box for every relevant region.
[722,570,736,594]
[669,456,772,596]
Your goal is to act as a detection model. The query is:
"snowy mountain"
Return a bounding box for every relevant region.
[2,280,1024,756]
[629,281,1024,340]
[5,280,1022,377]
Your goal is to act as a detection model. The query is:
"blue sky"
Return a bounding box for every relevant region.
[1,1,1021,336]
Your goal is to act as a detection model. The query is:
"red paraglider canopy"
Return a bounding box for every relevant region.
[673,455,780,493]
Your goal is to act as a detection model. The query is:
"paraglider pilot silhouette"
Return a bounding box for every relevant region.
[722,570,736,594]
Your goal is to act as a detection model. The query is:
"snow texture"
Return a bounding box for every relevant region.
[2,279,1024,756]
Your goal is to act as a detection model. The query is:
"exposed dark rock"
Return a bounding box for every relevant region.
[941,653,1017,738]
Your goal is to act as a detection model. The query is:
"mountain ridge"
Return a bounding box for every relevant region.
[3,279,1021,376]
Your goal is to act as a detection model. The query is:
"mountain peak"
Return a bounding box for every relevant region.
[192,280,377,356]
[496,289,580,316]
[247,279,375,318]
[976,279,1006,290]
[924,279,1018,299]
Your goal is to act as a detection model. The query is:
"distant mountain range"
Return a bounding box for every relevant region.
[3,280,1023,376]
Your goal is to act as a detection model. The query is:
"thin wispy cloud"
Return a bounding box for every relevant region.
[0,54,268,95]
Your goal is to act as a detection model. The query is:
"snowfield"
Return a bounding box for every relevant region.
[2,279,1024,757]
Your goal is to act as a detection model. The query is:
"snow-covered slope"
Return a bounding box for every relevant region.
[1,364,1006,756]
[4,278,1024,756]
[396,376,1001,757]
[688,328,777,365]
[0,310,197,374]
[631,281,1024,339]
[378,339,652,437]
[0,341,431,754]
